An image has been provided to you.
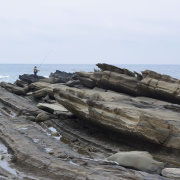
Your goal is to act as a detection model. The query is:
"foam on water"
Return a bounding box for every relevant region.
[0,75,9,78]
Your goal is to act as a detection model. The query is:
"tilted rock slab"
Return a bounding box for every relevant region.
[138,70,180,103]
[0,116,169,180]
[53,85,180,150]
[77,63,180,104]
[0,86,45,116]
[0,81,27,95]
[76,70,139,95]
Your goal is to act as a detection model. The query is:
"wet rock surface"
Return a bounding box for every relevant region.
[0,64,180,179]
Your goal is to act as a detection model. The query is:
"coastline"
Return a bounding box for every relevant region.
[0,63,179,179]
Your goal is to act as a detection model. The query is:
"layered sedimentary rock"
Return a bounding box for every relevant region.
[76,70,139,95]
[1,65,180,179]
[0,81,27,95]
[137,70,180,103]
[52,84,180,150]
[77,63,180,104]
[0,105,167,179]
[0,86,45,116]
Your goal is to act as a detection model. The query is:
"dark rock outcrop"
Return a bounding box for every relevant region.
[19,74,46,84]
[49,70,77,83]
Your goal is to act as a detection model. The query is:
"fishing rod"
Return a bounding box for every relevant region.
[38,48,53,69]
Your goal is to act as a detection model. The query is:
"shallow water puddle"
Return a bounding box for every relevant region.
[40,123,92,158]
[20,127,28,130]
[40,122,63,141]
[0,142,44,180]
[33,139,39,143]
[69,160,79,166]
[49,126,62,140]
[49,127,57,132]
[0,142,17,175]
[45,147,53,152]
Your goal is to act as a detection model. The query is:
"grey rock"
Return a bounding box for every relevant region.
[161,168,180,179]
[107,151,164,174]
[36,113,50,122]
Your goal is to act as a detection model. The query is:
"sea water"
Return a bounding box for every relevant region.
[0,64,180,83]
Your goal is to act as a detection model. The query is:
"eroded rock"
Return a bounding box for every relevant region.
[36,113,50,122]
[53,85,180,150]
[0,81,27,95]
[19,74,46,84]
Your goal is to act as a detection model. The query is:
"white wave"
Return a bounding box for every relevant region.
[0,75,9,78]
[43,75,49,78]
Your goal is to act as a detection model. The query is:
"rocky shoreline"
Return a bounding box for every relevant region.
[0,63,180,179]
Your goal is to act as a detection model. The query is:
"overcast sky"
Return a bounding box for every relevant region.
[0,0,180,64]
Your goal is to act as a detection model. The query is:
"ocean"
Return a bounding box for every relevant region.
[0,64,180,83]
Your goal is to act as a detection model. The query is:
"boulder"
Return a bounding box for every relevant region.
[36,113,50,122]
[107,151,164,174]
[161,168,180,179]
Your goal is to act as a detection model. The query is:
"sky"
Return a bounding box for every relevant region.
[0,0,180,64]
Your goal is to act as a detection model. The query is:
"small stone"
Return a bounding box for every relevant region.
[48,151,54,155]
[36,113,50,122]
[1,155,5,160]
[51,132,59,136]
[161,168,180,179]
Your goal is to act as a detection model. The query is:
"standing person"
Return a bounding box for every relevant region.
[34,66,38,79]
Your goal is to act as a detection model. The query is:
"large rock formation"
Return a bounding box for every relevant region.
[76,63,180,104]
[0,89,168,180]
[19,74,46,84]
[1,64,180,179]
[52,84,180,150]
